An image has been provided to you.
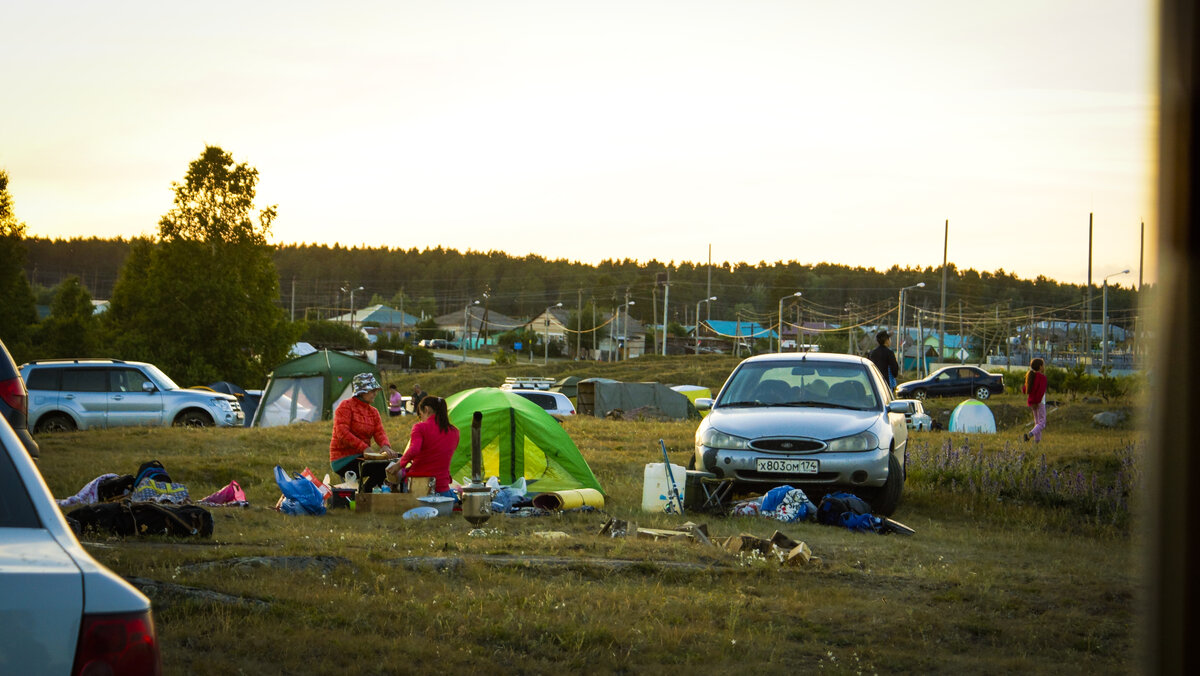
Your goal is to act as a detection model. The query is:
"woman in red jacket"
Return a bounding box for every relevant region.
[386,396,460,499]
[329,373,395,491]
[1022,358,1049,442]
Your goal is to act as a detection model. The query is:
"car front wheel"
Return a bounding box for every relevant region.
[974,386,991,400]
[911,388,927,400]
[174,410,214,427]
[36,413,76,433]
[866,452,904,516]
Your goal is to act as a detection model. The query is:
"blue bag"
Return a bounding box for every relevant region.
[273,465,326,516]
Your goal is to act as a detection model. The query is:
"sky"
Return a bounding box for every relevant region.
[2,0,1157,287]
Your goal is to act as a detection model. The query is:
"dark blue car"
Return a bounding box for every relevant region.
[894,365,1004,401]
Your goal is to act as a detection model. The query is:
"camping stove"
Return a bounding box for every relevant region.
[462,411,491,532]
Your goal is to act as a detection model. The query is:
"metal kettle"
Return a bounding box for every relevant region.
[461,411,491,527]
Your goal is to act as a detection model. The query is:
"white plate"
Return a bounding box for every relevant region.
[402,506,440,520]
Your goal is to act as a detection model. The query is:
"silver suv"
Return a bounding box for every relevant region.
[20,359,243,432]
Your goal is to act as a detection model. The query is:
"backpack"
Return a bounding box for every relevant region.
[69,501,214,537]
[134,460,171,485]
[817,491,879,532]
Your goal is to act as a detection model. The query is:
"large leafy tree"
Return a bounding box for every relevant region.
[34,276,99,358]
[0,170,38,355]
[107,146,297,386]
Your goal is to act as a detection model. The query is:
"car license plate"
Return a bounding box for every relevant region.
[756,458,818,474]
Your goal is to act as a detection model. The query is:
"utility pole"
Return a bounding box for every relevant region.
[1087,212,1094,367]
[706,244,712,320]
[576,288,582,360]
[290,276,296,321]
[939,219,948,364]
[662,271,670,356]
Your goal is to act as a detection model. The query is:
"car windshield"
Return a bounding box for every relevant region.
[141,364,181,391]
[717,360,880,410]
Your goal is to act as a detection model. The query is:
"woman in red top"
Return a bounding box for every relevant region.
[1021,358,1049,442]
[386,396,460,499]
[329,373,395,491]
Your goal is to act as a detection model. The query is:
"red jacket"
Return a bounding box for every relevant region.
[329,397,390,464]
[1022,372,1048,408]
[397,418,460,492]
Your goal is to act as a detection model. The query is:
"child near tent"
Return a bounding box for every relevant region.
[329,373,396,491]
[1022,358,1049,442]
[386,396,460,500]
[387,384,405,417]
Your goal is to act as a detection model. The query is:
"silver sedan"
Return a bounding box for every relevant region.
[693,352,909,515]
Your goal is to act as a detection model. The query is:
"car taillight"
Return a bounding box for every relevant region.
[72,611,161,676]
[0,376,27,415]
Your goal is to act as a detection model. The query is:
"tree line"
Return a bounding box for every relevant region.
[4,150,1148,386]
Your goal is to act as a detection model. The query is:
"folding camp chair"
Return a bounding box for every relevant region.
[685,470,734,513]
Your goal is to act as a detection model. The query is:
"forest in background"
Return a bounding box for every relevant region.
[23,236,1144,333]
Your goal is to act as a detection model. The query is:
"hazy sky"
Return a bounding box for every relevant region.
[2,0,1156,286]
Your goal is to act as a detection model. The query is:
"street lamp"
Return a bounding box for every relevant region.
[695,296,716,353]
[896,282,926,375]
[1102,269,1130,370]
[616,300,635,360]
[461,299,480,361]
[545,302,563,365]
[340,285,364,331]
[777,292,802,353]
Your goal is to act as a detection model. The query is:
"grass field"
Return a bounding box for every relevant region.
[32,358,1142,675]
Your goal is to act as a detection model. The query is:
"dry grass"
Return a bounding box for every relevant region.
[32,362,1141,675]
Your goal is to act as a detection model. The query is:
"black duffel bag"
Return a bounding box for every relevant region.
[69,501,214,538]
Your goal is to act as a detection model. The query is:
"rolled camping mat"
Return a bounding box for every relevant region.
[531,488,605,510]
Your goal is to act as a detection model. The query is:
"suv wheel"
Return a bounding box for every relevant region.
[174,410,213,428]
[36,413,77,433]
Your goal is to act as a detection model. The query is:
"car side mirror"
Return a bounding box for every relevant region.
[887,401,911,414]
[695,397,713,411]
[142,381,156,393]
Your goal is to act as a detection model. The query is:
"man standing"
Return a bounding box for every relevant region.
[868,330,900,391]
[410,383,427,413]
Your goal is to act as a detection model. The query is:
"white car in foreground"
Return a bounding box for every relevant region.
[0,416,161,674]
[693,352,909,515]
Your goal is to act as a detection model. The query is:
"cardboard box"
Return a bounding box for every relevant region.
[356,492,425,514]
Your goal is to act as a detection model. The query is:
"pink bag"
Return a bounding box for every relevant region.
[200,480,247,505]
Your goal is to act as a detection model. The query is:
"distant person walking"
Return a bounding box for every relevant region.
[1022,358,1048,442]
[868,330,900,390]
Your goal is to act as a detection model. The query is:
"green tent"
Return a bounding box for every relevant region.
[446,387,603,493]
[251,349,386,427]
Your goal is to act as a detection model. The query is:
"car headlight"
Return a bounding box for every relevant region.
[211,398,232,411]
[698,428,751,450]
[825,430,879,452]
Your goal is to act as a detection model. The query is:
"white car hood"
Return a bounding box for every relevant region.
[706,406,880,440]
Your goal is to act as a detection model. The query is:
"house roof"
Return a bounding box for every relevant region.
[433,307,524,331]
[332,304,421,328]
[701,319,777,339]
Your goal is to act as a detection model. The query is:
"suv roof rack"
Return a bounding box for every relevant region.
[24,358,127,365]
[501,376,556,390]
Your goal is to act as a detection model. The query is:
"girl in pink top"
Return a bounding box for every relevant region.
[387,396,460,498]
[1022,358,1049,442]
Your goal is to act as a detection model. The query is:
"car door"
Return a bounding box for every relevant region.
[930,369,956,397]
[59,367,110,429]
[960,367,981,395]
[106,368,164,427]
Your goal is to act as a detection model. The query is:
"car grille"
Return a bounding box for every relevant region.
[231,400,243,412]
[749,438,825,453]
